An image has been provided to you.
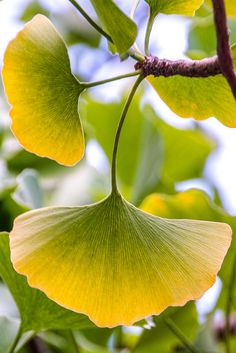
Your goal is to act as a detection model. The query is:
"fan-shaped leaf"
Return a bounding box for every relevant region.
[2,15,85,166]
[10,192,231,327]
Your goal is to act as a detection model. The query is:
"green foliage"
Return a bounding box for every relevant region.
[84,98,214,201]
[89,0,137,54]
[133,303,198,353]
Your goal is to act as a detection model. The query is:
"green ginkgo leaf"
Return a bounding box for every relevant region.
[148,44,236,127]
[2,14,85,166]
[89,0,137,54]
[10,191,231,327]
[145,0,203,16]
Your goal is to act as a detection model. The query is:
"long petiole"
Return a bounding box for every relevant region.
[111,75,144,193]
[82,70,142,88]
[144,11,156,56]
[68,0,113,43]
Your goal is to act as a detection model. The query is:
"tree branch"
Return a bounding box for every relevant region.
[212,0,236,99]
[135,56,221,78]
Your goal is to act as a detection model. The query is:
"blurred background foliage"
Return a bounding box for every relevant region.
[0,0,236,352]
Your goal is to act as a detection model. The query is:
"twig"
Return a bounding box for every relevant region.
[212,0,236,99]
[135,56,221,78]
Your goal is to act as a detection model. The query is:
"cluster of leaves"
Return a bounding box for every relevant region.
[0,0,236,352]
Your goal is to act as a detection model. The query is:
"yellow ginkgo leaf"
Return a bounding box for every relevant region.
[145,0,203,16]
[2,15,85,166]
[148,44,236,127]
[10,192,231,327]
[205,0,236,18]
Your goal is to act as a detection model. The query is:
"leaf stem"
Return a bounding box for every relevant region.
[225,249,236,353]
[111,75,143,193]
[164,318,201,353]
[8,325,22,353]
[82,70,142,88]
[67,331,80,353]
[68,0,113,43]
[144,12,156,55]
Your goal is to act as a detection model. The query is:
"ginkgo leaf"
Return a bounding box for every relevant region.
[10,192,231,327]
[89,0,137,54]
[145,0,203,16]
[148,44,236,127]
[140,189,224,220]
[0,232,93,332]
[205,0,236,18]
[2,14,85,166]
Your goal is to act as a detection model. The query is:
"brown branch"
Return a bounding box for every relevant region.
[134,0,236,100]
[135,56,221,78]
[212,0,236,99]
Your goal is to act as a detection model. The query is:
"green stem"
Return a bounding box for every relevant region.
[82,70,142,88]
[8,325,22,353]
[225,249,236,353]
[144,11,156,56]
[68,0,113,43]
[67,331,80,353]
[164,318,201,353]
[128,49,145,62]
[15,331,37,352]
[111,75,143,193]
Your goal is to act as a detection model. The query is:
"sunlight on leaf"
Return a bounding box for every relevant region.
[10,192,231,327]
[148,44,236,127]
[2,14,85,166]
[89,0,137,54]
[145,0,203,16]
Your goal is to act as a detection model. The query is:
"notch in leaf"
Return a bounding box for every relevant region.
[2,14,85,166]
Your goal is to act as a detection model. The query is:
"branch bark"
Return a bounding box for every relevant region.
[212,0,236,99]
[135,0,236,101]
[135,56,221,78]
